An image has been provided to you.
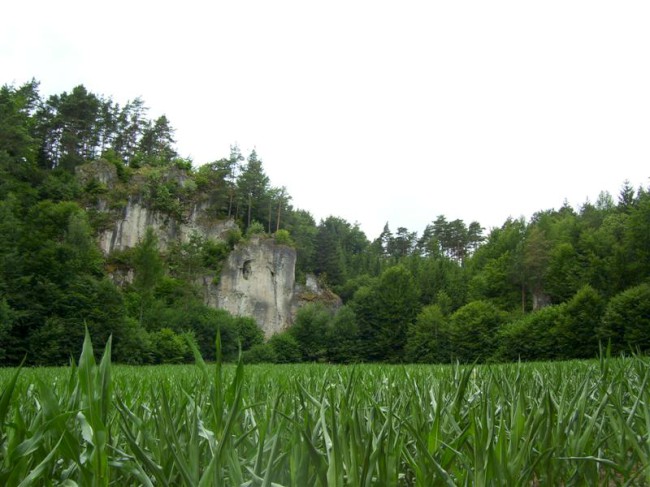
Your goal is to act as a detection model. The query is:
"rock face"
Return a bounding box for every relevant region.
[98,199,237,253]
[215,236,296,338]
[76,160,339,337]
[76,159,119,189]
[292,274,342,314]
[76,160,236,253]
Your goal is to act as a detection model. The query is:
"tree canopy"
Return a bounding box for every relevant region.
[1,79,649,365]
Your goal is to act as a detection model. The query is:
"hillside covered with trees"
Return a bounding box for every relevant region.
[1,80,649,366]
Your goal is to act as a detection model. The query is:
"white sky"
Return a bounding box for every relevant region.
[2,1,649,239]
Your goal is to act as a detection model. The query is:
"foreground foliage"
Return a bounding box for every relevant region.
[1,334,650,485]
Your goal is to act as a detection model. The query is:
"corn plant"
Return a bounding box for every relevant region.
[1,335,650,485]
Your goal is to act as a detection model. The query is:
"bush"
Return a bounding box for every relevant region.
[246,221,266,237]
[187,308,238,361]
[202,238,230,270]
[269,332,302,363]
[598,283,650,353]
[405,305,450,363]
[289,304,331,361]
[226,227,243,248]
[173,157,193,171]
[336,274,376,303]
[495,304,565,362]
[234,317,264,351]
[326,306,360,363]
[242,343,277,363]
[449,300,508,362]
[39,170,82,202]
[143,173,182,218]
[274,229,294,246]
[150,328,193,364]
[113,317,153,364]
[554,285,604,359]
[0,300,15,363]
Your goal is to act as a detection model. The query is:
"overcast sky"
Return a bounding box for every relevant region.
[3,1,649,239]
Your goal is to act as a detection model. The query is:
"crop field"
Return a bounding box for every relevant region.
[1,334,650,486]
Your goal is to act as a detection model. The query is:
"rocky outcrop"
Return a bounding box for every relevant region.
[292,274,342,314]
[214,236,296,338]
[98,199,237,253]
[76,159,119,189]
[103,218,341,337]
[76,160,236,253]
[77,160,340,338]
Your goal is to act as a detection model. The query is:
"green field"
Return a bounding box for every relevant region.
[1,335,649,486]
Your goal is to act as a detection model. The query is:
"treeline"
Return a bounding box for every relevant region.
[0,81,280,365]
[1,80,649,365]
[272,186,650,364]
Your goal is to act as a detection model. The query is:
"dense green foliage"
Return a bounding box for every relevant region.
[2,334,650,485]
[1,79,650,366]
[0,81,270,365]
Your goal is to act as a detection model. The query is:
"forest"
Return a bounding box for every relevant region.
[1,80,649,366]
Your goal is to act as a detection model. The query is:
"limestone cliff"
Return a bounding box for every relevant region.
[77,160,339,338]
[76,160,236,253]
[211,236,296,338]
[292,274,343,313]
[98,199,237,253]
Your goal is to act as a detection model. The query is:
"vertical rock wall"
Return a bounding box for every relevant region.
[215,236,296,338]
[98,199,237,253]
[77,160,236,253]
[77,161,335,338]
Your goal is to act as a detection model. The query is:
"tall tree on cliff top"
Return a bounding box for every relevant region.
[226,144,244,218]
[138,115,177,165]
[391,226,417,259]
[237,150,270,228]
[112,97,148,166]
[618,180,635,212]
[286,209,318,277]
[0,80,40,167]
[37,85,101,170]
[431,216,483,262]
[315,219,345,286]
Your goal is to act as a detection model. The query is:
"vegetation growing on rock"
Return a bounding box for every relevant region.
[1,80,650,365]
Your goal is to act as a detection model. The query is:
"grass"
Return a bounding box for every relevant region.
[1,333,650,485]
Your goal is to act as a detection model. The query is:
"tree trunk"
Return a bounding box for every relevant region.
[247,193,252,227]
[276,191,283,231]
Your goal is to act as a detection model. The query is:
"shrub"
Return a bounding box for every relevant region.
[598,283,650,353]
[274,229,294,246]
[242,343,277,363]
[226,227,243,248]
[112,317,153,364]
[234,317,264,351]
[150,328,193,364]
[554,285,604,359]
[405,305,450,363]
[173,157,193,171]
[495,304,565,362]
[201,239,230,270]
[449,300,508,362]
[246,221,265,237]
[268,332,302,363]
[0,300,15,363]
[289,304,331,362]
[326,306,360,363]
